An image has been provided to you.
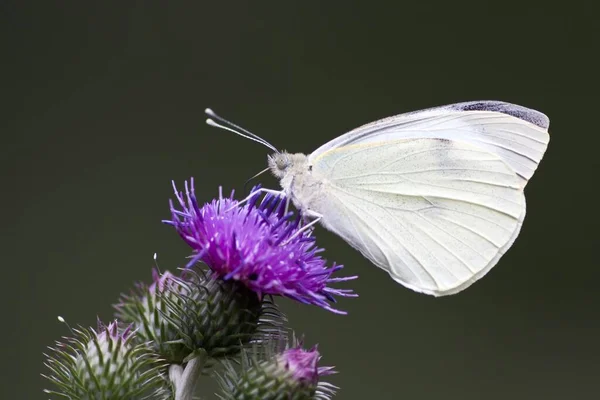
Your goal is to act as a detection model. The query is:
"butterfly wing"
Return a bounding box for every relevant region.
[309,101,549,186]
[310,137,527,295]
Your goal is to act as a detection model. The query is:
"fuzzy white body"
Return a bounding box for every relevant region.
[271,153,327,214]
[268,101,549,296]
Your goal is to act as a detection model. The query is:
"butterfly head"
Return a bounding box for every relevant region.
[268,152,309,179]
[268,152,291,178]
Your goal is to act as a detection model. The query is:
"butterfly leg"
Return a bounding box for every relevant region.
[225,188,285,211]
[282,210,323,244]
[284,196,292,215]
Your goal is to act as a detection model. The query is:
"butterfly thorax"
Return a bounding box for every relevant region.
[268,152,324,213]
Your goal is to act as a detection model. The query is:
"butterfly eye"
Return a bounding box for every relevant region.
[276,156,289,171]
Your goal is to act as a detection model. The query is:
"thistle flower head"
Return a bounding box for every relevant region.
[115,268,285,364]
[165,179,357,314]
[42,319,167,399]
[115,269,190,363]
[277,346,334,386]
[149,268,178,293]
[217,336,337,400]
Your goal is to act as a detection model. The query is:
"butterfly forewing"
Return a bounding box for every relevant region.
[309,101,549,185]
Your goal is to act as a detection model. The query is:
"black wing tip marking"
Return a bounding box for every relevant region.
[447,101,550,130]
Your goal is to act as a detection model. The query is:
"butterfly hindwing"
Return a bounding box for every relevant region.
[311,137,526,295]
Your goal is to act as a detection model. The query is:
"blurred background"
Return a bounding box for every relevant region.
[2,1,598,399]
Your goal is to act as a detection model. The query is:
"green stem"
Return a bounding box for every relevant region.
[169,353,206,400]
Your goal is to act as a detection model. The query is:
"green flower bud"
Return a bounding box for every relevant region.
[42,319,168,399]
[217,337,337,400]
[115,268,285,365]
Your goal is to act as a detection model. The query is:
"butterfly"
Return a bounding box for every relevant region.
[206,101,550,296]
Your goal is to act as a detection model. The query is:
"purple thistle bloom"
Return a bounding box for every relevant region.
[148,269,181,294]
[164,178,357,314]
[216,337,338,399]
[278,345,335,385]
[95,319,133,342]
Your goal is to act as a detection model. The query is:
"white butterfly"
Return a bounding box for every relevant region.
[206,101,550,296]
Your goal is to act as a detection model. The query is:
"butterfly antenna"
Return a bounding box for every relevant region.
[243,166,270,194]
[205,108,279,153]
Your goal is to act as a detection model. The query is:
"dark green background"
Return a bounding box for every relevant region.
[2,2,598,399]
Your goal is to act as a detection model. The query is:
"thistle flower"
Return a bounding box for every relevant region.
[115,270,190,363]
[115,268,285,364]
[217,336,337,400]
[42,319,167,399]
[165,179,357,314]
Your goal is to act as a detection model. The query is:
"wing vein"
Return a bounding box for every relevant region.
[329,190,431,286]
[333,167,517,182]
[381,206,461,283]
